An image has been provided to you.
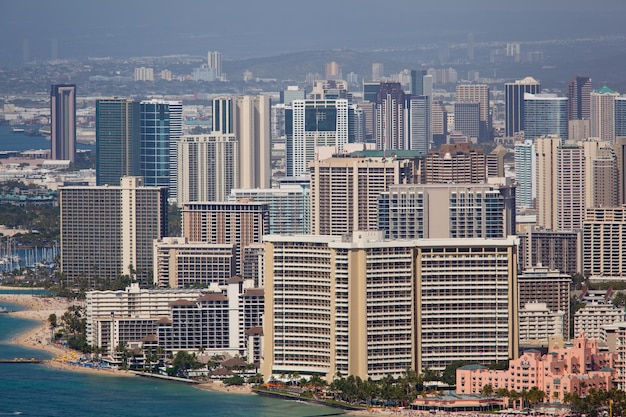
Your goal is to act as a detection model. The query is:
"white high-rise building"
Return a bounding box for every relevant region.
[515,140,536,209]
[285,99,349,177]
[134,67,154,81]
[208,51,222,80]
[406,95,431,153]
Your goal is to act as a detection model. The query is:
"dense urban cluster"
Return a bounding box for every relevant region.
[5,44,626,413]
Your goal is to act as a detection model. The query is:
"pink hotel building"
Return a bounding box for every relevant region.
[457,333,615,402]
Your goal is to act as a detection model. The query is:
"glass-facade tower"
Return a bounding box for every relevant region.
[523,94,568,142]
[140,100,182,195]
[96,99,141,186]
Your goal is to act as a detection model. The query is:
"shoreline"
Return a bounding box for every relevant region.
[0,290,405,415]
[0,291,132,377]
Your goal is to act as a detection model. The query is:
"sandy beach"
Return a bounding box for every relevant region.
[0,289,432,415]
[0,289,132,377]
[197,380,254,395]
[1,290,78,356]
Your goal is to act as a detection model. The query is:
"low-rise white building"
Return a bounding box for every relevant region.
[574,302,625,340]
[519,302,564,343]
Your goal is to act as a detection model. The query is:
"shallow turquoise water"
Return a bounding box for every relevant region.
[0,300,340,417]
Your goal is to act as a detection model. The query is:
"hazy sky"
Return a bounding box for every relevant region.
[1,0,626,62]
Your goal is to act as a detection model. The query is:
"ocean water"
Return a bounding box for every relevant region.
[0,300,340,417]
[0,125,95,152]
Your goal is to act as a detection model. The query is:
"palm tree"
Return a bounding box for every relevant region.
[509,390,521,409]
[528,387,545,408]
[481,384,494,396]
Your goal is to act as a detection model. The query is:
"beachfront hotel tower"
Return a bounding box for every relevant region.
[262,231,415,382]
[60,177,168,286]
[262,232,519,381]
[96,98,141,186]
[50,84,76,162]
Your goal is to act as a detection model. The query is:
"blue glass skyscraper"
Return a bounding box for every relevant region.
[523,93,568,141]
[140,100,182,195]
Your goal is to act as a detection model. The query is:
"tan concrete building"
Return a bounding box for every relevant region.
[309,156,414,236]
[262,233,519,380]
[583,206,626,280]
[262,231,415,381]
[535,135,560,230]
[152,237,237,288]
[60,176,168,286]
[181,201,269,276]
[423,143,498,184]
[176,133,239,203]
[557,142,585,230]
[518,229,582,274]
[456,84,490,141]
[378,179,516,239]
[591,86,619,144]
[415,237,519,372]
[235,95,271,189]
[518,265,571,338]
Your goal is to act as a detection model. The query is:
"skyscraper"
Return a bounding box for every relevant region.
[280,86,305,105]
[375,82,406,150]
[505,77,541,137]
[176,133,238,203]
[410,69,428,95]
[536,135,561,230]
[96,98,141,186]
[515,140,536,209]
[456,84,490,141]
[234,95,271,189]
[325,61,341,80]
[557,142,585,230]
[524,94,568,141]
[592,147,618,208]
[453,102,481,140]
[590,86,620,143]
[416,237,518,371]
[378,181,516,239]
[372,63,384,81]
[309,156,415,235]
[212,96,234,134]
[406,95,431,153]
[567,75,592,121]
[615,97,626,138]
[50,84,76,162]
[181,201,270,275]
[210,95,271,189]
[208,51,222,80]
[423,143,494,184]
[285,99,349,177]
[60,177,168,286]
[263,231,415,381]
[140,99,182,194]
